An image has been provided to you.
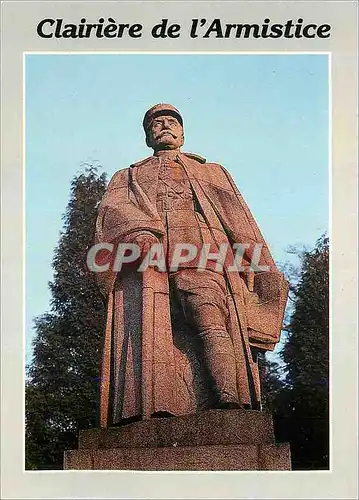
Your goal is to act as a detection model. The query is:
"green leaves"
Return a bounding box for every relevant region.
[262,235,329,470]
[26,165,107,470]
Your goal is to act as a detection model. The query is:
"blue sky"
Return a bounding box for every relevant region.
[25,53,329,362]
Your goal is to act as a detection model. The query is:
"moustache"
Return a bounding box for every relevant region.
[155,130,177,139]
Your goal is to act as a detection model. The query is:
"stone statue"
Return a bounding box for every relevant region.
[94,103,289,428]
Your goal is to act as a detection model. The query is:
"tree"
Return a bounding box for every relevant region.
[25,165,107,470]
[259,355,285,412]
[269,235,329,469]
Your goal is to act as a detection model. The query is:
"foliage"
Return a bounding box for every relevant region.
[262,235,329,469]
[25,165,107,469]
[282,234,329,469]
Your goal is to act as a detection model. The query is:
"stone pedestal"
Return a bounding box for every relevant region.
[64,409,291,470]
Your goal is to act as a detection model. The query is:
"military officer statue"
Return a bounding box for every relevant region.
[94,103,288,427]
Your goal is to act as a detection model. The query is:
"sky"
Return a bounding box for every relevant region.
[25,53,329,362]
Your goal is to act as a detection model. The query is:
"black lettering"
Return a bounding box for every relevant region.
[168,24,180,38]
[302,24,317,38]
[204,19,223,38]
[261,18,271,38]
[224,24,237,38]
[103,18,117,38]
[78,18,87,38]
[128,24,142,38]
[190,19,199,38]
[54,19,63,38]
[96,18,105,38]
[294,18,304,38]
[283,20,295,38]
[117,24,130,37]
[37,18,55,38]
[85,24,96,38]
[235,23,260,38]
[152,18,169,38]
[62,24,78,38]
[317,24,331,38]
[269,24,283,38]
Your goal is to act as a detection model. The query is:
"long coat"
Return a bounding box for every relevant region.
[95,153,288,427]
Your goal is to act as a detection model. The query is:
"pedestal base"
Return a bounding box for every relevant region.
[64,409,291,471]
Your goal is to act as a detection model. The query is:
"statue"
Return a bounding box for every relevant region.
[93,103,289,428]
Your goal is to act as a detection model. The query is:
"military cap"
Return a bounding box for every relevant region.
[143,103,183,132]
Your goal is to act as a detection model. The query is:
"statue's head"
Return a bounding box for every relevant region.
[143,103,184,152]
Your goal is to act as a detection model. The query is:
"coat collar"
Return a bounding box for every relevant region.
[130,152,206,169]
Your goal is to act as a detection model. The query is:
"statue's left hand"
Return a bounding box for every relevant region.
[133,232,160,261]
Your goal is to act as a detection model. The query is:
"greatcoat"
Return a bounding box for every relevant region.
[94,152,288,427]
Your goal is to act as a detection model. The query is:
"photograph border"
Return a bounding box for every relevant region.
[2,2,357,499]
[22,48,332,471]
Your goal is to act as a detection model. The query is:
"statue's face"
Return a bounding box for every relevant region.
[146,114,184,151]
